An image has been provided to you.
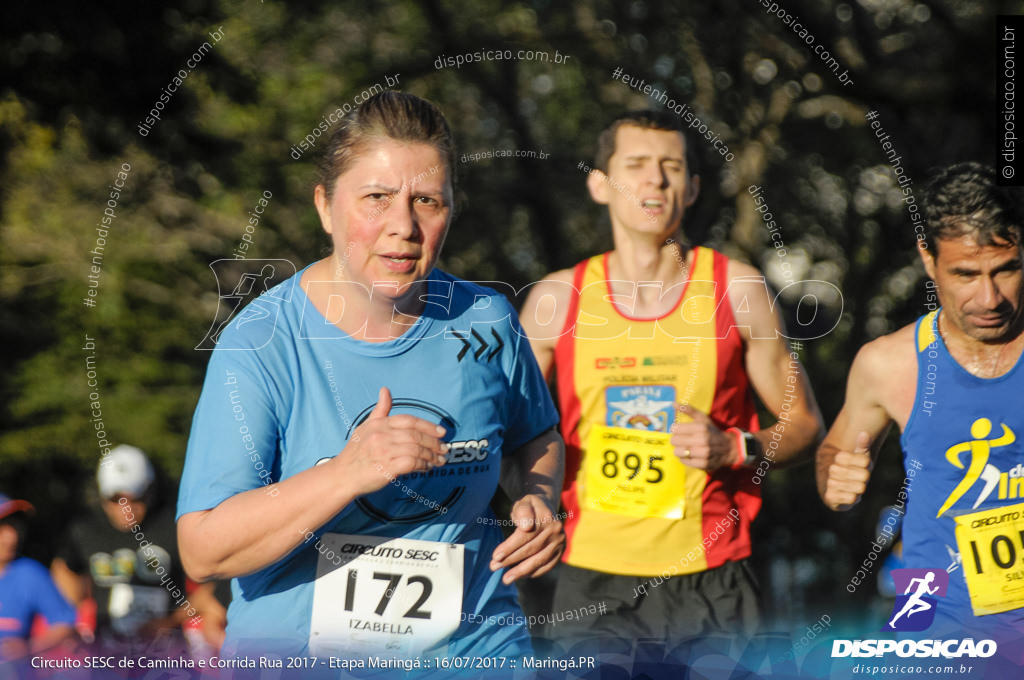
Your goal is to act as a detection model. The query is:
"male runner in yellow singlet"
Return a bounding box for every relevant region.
[521,110,825,645]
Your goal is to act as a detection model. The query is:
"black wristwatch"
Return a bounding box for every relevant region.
[739,430,763,467]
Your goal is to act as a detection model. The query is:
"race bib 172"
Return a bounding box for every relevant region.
[309,534,464,657]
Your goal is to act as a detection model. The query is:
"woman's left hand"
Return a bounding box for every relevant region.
[488,495,565,585]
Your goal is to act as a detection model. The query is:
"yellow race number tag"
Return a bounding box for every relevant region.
[581,425,687,519]
[954,501,1024,616]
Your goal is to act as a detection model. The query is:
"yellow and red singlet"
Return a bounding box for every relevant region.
[554,247,761,576]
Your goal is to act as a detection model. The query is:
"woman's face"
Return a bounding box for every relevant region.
[315,139,452,298]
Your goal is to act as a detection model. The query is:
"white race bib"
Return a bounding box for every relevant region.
[309,534,464,657]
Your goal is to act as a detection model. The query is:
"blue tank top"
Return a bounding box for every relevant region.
[901,310,1024,634]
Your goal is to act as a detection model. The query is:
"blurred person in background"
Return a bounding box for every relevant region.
[51,445,226,658]
[520,110,824,649]
[0,494,76,661]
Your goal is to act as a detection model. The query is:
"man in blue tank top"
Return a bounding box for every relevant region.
[819,163,1024,651]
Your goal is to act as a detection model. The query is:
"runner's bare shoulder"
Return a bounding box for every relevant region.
[848,322,919,423]
[520,268,577,343]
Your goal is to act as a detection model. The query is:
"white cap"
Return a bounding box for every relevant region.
[97,445,155,500]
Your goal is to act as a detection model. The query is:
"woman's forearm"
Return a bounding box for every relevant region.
[177,456,361,581]
[501,428,564,511]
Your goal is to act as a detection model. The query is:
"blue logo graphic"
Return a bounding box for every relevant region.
[882,568,949,632]
[605,385,676,431]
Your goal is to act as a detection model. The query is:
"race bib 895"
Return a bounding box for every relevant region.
[581,425,688,519]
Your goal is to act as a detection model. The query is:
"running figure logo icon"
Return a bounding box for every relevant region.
[195,259,296,350]
[883,568,949,632]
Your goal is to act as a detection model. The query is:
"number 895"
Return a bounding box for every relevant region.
[601,450,664,483]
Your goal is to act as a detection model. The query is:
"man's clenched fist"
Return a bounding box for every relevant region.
[824,431,873,511]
